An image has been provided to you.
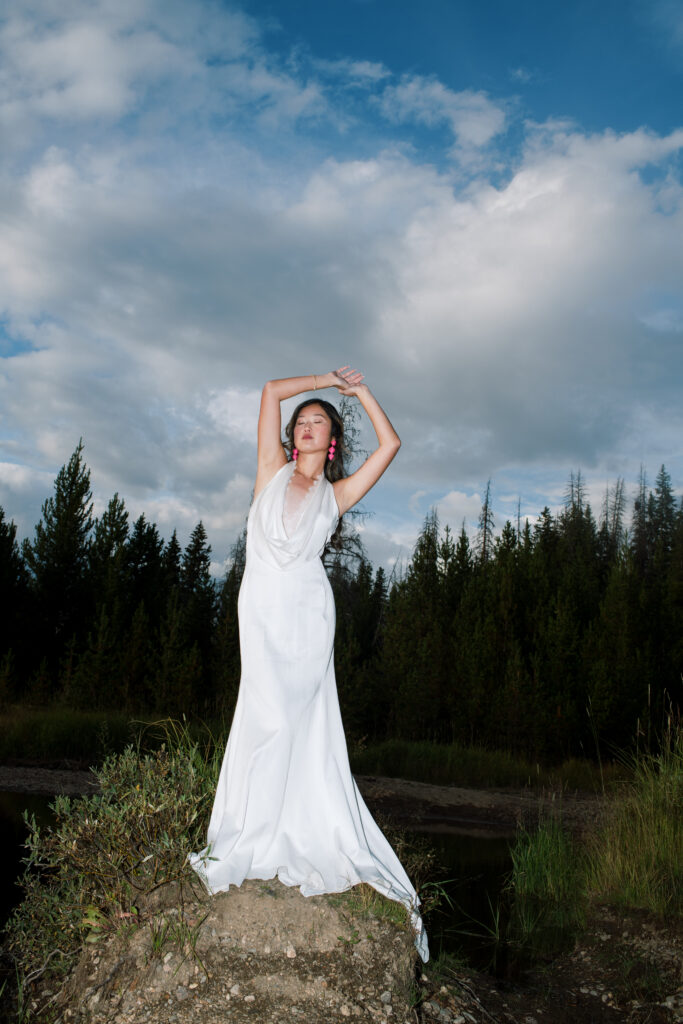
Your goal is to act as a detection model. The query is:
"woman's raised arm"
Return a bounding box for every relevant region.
[331,381,401,516]
[254,370,361,497]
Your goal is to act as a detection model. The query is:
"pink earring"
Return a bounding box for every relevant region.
[328,437,336,461]
[292,447,298,461]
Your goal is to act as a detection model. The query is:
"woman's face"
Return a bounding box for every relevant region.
[293,404,332,454]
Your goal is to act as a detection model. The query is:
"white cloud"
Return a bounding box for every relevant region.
[0,0,681,572]
[436,489,484,532]
[378,75,506,155]
[0,8,183,126]
[509,66,535,84]
[315,57,390,84]
[206,388,262,443]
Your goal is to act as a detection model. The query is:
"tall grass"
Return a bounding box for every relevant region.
[0,707,138,763]
[585,716,683,917]
[505,817,586,956]
[0,706,230,765]
[1,707,623,790]
[349,737,619,791]
[498,716,682,967]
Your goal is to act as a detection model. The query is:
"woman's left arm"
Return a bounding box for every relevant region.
[332,382,401,516]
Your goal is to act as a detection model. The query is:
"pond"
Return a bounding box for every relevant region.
[412,827,513,968]
[0,790,55,931]
[0,788,512,972]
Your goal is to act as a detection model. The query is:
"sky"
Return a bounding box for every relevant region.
[1,0,682,574]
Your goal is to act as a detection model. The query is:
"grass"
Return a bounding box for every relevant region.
[473,717,683,970]
[504,817,586,956]
[585,715,683,917]
[1,705,628,793]
[349,736,624,792]
[0,707,136,763]
[0,705,230,765]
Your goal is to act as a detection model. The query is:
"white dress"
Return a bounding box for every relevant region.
[188,459,429,962]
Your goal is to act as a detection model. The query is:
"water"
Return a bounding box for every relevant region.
[0,789,512,970]
[408,827,513,968]
[0,791,55,930]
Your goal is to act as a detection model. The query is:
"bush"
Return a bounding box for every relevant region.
[6,720,221,983]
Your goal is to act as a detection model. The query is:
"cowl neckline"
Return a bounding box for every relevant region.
[247,460,337,569]
[282,462,324,538]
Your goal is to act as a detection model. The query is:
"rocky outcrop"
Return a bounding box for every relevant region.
[51,877,419,1024]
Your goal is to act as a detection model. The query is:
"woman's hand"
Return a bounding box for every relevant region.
[329,365,367,396]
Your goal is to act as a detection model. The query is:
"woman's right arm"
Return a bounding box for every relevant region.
[254,372,339,497]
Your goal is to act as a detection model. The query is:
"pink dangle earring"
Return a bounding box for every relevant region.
[328,436,336,461]
[292,447,298,461]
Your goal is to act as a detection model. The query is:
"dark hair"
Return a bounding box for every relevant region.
[283,399,347,483]
[283,398,347,547]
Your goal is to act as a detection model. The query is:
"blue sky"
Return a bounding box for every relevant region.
[0,0,682,573]
[244,0,683,135]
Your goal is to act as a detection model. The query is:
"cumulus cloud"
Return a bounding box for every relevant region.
[0,0,681,572]
[436,489,485,532]
[378,74,507,159]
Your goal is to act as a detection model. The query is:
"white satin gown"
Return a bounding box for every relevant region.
[188,459,429,962]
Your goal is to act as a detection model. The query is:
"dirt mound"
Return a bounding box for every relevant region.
[47,877,419,1024]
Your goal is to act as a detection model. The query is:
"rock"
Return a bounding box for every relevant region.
[48,875,418,1023]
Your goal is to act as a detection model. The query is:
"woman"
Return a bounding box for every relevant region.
[189,367,429,962]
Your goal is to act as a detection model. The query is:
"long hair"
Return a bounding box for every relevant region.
[283,398,347,547]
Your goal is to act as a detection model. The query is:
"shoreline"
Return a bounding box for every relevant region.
[0,764,608,834]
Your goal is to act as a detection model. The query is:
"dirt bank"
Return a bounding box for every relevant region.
[0,765,607,835]
[354,774,608,836]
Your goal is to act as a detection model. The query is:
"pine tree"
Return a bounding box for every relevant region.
[476,480,494,564]
[214,526,247,716]
[90,493,129,572]
[180,522,216,709]
[162,530,182,589]
[119,602,153,710]
[0,507,28,689]
[181,522,213,597]
[653,464,676,559]
[22,441,94,672]
[89,493,129,636]
[125,515,164,624]
[631,466,650,574]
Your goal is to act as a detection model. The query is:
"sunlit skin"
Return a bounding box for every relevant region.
[255,365,401,517]
[289,404,334,502]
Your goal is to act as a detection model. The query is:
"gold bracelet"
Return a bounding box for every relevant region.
[313,374,318,390]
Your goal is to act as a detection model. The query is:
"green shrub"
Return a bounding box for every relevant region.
[6,720,221,983]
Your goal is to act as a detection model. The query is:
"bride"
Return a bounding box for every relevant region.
[189,366,429,962]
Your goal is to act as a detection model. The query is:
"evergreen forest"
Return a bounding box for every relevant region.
[1,441,681,763]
